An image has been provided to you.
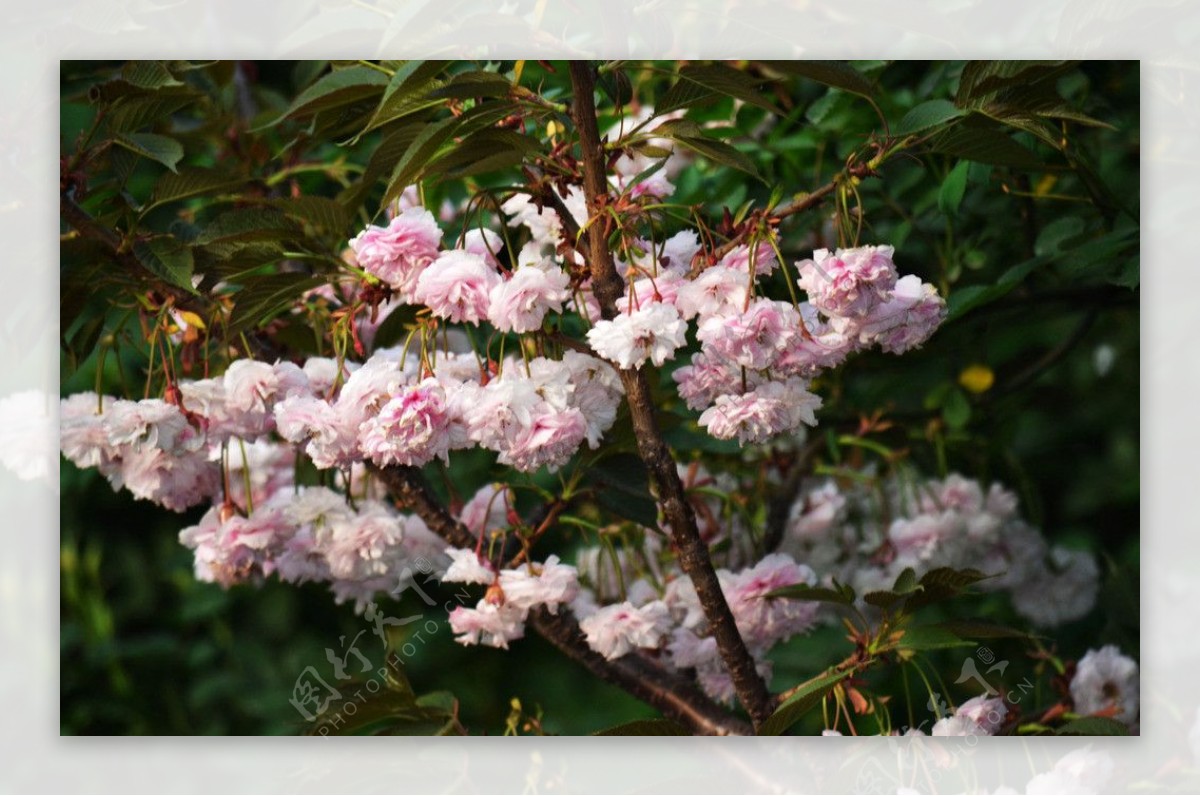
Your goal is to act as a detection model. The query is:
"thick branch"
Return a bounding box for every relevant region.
[371,464,751,736]
[568,61,775,729]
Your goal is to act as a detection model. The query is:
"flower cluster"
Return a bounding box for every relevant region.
[781,471,1102,628]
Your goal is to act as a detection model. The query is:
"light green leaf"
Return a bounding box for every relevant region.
[758,669,850,736]
[938,160,970,218]
[895,99,966,136]
[132,236,196,292]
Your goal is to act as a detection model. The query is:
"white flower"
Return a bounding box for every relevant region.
[1070,645,1139,726]
[586,303,687,369]
[443,547,496,586]
[498,555,579,614]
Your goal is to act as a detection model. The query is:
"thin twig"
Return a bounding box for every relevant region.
[371,464,751,736]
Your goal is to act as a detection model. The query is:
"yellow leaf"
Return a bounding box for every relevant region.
[1034,174,1058,196]
[959,364,994,394]
[174,310,207,330]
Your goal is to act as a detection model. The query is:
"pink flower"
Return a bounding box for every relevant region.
[498,555,580,614]
[103,398,191,453]
[561,351,623,447]
[698,378,822,444]
[60,393,116,470]
[358,378,456,467]
[586,303,687,369]
[797,245,898,318]
[500,407,588,473]
[696,298,799,371]
[672,352,755,411]
[579,600,672,660]
[487,261,572,333]
[931,695,1007,736]
[449,601,526,649]
[719,242,778,277]
[721,553,820,649]
[657,230,702,273]
[349,207,443,298]
[674,265,750,321]
[463,228,503,267]
[615,268,687,313]
[413,250,500,325]
[850,274,947,354]
[458,483,511,536]
[274,394,358,470]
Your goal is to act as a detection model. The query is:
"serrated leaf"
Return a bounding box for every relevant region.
[767,580,856,606]
[902,567,992,613]
[930,120,1041,169]
[668,134,760,179]
[594,718,689,736]
[938,160,970,218]
[430,70,512,101]
[758,669,850,736]
[147,167,243,212]
[114,132,184,172]
[666,64,778,114]
[895,624,976,651]
[1054,716,1130,736]
[355,60,449,139]
[764,60,874,99]
[132,236,196,292]
[227,272,326,334]
[284,65,388,120]
[270,196,352,237]
[423,129,537,182]
[957,61,1077,104]
[196,208,299,246]
[656,76,719,116]
[121,60,182,90]
[107,91,195,134]
[934,619,1036,641]
[894,99,966,135]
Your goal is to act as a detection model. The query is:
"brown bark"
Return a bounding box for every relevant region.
[371,464,752,736]
[567,61,774,729]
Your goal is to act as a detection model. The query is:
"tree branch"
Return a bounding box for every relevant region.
[371,464,751,736]
[567,60,775,729]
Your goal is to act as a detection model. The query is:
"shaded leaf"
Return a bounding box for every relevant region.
[284,66,388,120]
[764,60,874,99]
[114,132,184,172]
[121,60,183,90]
[594,718,689,736]
[938,160,970,217]
[227,272,326,334]
[767,580,856,606]
[666,64,778,114]
[934,619,1036,641]
[930,120,1041,169]
[1054,716,1130,736]
[132,236,196,292]
[758,669,850,736]
[196,208,299,247]
[895,624,976,651]
[668,133,760,180]
[590,453,659,528]
[148,167,243,212]
[894,99,966,136]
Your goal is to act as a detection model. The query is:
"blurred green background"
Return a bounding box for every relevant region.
[60,60,1139,734]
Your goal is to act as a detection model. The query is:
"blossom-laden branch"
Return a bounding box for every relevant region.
[567,61,776,729]
[372,464,752,736]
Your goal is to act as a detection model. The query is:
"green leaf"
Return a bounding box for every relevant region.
[356,60,449,138]
[896,624,976,651]
[1035,216,1087,257]
[132,236,196,292]
[942,387,971,430]
[594,718,689,736]
[763,61,874,99]
[957,61,1077,104]
[107,91,196,134]
[930,118,1041,169]
[597,66,634,108]
[196,208,299,247]
[120,60,183,91]
[1054,716,1130,736]
[767,580,856,606]
[270,196,352,237]
[367,303,420,350]
[892,567,919,594]
[668,134,760,180]
[429,70,513,101]
[938,160,970,218]
[227,272,326,334]
[147,167,243,212]
[283,65,389,120]
[666,64,779,114]
[933,619,1036,641]
[758,669,850,736]
[113,133,184,172]
[590,453,659,528]
[895,99,966,136]
[902,567,992,613]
